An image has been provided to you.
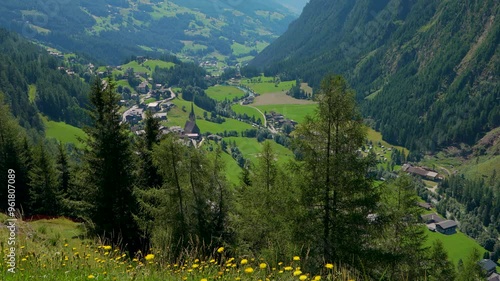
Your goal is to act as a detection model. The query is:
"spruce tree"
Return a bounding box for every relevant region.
[293,74,377,265]
[29,143,60,216]
[82,78,139,252]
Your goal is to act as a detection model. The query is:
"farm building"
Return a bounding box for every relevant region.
[489,273,500,281]
[435,220,458,235]
[417,202,432,210]
[479,259,497,277]
[402,164,440,180]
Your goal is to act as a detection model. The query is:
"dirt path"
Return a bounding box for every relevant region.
[240,102,267,127]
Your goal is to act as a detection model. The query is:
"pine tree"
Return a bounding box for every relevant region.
[293,74,377,264]
[29,143,60,216]
[0,95,32,214]
[82,78,139,252]
[56,142,71,195]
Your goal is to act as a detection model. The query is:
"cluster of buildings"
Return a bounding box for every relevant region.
[420,213,458,235]
[265,111,298,131]
[402,164,442,181]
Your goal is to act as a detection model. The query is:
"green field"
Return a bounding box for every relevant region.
[224,137,294,165]
[206,85,246,101]
[232,104,264,121]
[231,42,254,56]
[42,116,86,147]
[168,97,209,127]
[425,228,487,267]
[197,119,253,134]
[255,104,317,123]
[143,59,175,70]
[121,60,151,74]
[242,81,296,94]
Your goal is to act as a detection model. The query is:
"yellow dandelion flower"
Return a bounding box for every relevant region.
[217,247,224,253]
[284,266,293,271]
[192,264,200,269]
[293,270,302,276]
[314,276,321,281]
[235,278,241,281]
[21,258,27,262]
[244,267,254,274]
[64,243,68,247]
[241,259,248,265]
[293,256,300,261]
[259,263,267,269]
[299,275,308,281]
[20,246,25,249]
[201,279,208,281]
[325,263,334,269]
[145,254,155,261]
[88,274,95,279]
[103,246,112,251]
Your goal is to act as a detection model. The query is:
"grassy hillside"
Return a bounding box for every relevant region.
[42,115,86,148]
[206,85,246,102]
[1,213,353,281]
[424,228,487,267]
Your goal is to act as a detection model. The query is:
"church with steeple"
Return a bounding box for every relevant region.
[183,103,200,137]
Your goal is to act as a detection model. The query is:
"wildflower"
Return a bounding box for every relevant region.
[325,263,334,269]
[192,264,200,269]
[241,259,248,265]
[293,256,300,261]
[145,254,155,261]
[293,270,302,276]
[259,263,267,269]
[201,279,208,281]
[299,275,308,281]
[88,275,95,279]
[314,276,321,281]
[217,247,224,253]
[244,267,254,274]
[103,246,112,251]
[284,266,293,271]
[21,258,27,262]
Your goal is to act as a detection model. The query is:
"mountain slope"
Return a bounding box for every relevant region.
[0,0,297,64]
[251,0,499,151]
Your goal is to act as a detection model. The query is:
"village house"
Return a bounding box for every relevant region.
[417,202,432,210]
[137,81,149,94]
[153,112,167,120]
[421,213,445,232]
[479,259,497,277]
[147,102,160,112]
[402,164,440,180]
[435,220,458,235]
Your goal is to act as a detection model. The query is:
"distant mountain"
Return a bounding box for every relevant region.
[251,0,499,151]
[0,0,297,64]
[274,0,310,14]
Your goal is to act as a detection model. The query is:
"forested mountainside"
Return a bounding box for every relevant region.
[252,0,499,151]
[0,29,90,132]
[0,0,296,64]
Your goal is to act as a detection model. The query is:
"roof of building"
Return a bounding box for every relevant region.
[417,202,432,209]
[436,220,458,230]
[184,120,200,135]
[488,273,500,281]
[408,166,429,177]
[480,259,497,272]
[148,102,160,107]
[421,213,445,223]
[427,171,439,178]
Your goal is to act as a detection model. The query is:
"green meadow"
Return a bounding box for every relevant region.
[254,104,317,123]
[224,137,294,165]
[425,228,487,267]
[206,85,246,101]
[42,116,86,147]
[232,104,264,121]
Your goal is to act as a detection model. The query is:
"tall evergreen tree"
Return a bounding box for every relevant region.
[0,94,32,214]
[428,240,456,281]
[293,75,377,265]
[82,78,139,252]
[29,143,60,216]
